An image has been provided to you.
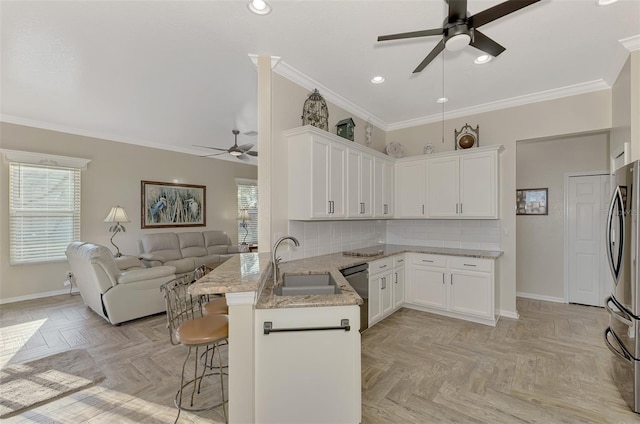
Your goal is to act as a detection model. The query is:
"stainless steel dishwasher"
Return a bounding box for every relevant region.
[340,263,369,332]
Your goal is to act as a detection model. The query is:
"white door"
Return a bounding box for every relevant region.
[409,266,447,310]
[311,138,330,218]
[346,150,361,217]
[568,174,609,306]
[329,144,347,217]
[459,151,498,218]
[395,161,425,217]
[360,153,374,217]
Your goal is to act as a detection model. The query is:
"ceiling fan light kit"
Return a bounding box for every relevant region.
[377,0,541,73]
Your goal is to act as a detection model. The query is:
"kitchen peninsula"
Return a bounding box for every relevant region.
[189,244,502,423]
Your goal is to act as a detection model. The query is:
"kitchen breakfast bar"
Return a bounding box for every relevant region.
[188,245,502,423]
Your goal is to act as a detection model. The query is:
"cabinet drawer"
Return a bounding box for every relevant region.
[450,256,492,272]
[369,257,393,274]
[393,255,406,267]
[412,254,446,268]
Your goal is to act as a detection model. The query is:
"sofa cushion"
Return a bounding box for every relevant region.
[204,231,231,248]
[207,245,229,255]
[141,233,182,261]
[163,258,197,274]
[193,255,222,268]
[118,265,176,285]
[178,232,208,258]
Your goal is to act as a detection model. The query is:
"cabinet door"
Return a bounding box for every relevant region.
[368,275,383,325]
[395,161,426,218]
[408,266,447,310]
[311,138,331,218]
[426,156,459,218]
[393,266,405,310]
[347,150,361,218]
[449,271,493,318]
[381,271,393,317]
[373,158,384,217]
[383,160,394,217]
[360,153,373,217]
[329,143,347,218]
[459,151,498,218]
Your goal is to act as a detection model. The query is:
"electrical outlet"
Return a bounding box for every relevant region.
[66,271,73,279]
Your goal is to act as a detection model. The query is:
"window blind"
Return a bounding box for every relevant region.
[237,182,258,245]
[9,163,81,265]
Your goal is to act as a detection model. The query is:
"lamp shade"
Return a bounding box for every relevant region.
[237,209,251,222]
[104,206,131,223]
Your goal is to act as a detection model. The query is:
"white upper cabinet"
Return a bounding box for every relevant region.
[373,157,394,218]
[288,128,347,219]
[347,150,373,218]
[426,148,500,219]
[395,160,427,218]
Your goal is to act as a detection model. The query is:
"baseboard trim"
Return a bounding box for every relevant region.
[0,287,80,305]
[516,291,566,304]
[499,310,520,320]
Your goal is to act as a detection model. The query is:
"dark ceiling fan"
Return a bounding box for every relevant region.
[195,129,258,161]
[377,0,541,73]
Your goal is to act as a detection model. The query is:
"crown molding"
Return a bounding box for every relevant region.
[248,54,282,69]
[0,114,256,166]
[385,79,611,131]
[620,34,640,52]
[269,59,389,131]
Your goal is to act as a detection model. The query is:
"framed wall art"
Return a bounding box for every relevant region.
[141,181,206,228]
[516,188,548,216]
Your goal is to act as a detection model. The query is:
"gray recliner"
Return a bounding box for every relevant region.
[65,241,176,325]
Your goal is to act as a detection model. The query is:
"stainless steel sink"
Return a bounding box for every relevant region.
[273,273,342,296]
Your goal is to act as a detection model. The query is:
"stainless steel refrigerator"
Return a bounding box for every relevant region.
[604,160,640,413]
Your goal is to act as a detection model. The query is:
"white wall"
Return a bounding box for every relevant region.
[387,90,612,317]
[516,133,609,300]
[611,57,631,156]
[0,122,257,301]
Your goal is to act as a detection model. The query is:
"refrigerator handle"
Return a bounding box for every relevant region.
[604,327,634,364]
[605,296,634,327]
[606,186,624,283]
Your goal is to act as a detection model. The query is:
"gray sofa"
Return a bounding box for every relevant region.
[137,230,242,274]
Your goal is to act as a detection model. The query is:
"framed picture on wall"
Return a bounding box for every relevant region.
[141,181,206,228]
[516,188,548,215]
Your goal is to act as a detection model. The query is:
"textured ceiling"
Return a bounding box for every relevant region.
[1,0,639,163]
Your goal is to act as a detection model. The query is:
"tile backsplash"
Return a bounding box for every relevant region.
[284,219,501,261]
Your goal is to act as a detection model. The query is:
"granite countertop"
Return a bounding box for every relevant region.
[189,244,503,309]
[188,252,272,296]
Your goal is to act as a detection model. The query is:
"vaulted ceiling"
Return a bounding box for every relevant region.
[2,1,639,163]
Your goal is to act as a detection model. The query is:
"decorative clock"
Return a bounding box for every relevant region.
[454,123,479,150]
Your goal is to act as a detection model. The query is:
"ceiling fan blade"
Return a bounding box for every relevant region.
[200,152,227,158]
[470,30,505,57]
[448,0,467,22]
[413,39,445,74]
[246,151,258,157]
[238,143,254,152]
[470,0,541,28]
[236,153,251,162]
[378,28,443,42]
[193,144,229,152]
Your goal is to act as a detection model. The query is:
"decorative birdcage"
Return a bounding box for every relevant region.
[301,89,329,131]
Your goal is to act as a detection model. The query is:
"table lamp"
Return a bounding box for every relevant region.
[104,205,130,257]
[237,209,252,246]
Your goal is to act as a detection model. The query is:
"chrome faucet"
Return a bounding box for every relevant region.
[272,236,300,283]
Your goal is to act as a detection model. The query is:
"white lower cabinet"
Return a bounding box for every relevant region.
[392,255,406,310]
[254,305,361,423]
[368,256,399,327]
[406,253,497,326]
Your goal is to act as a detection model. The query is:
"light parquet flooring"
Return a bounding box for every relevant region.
[1,295,639,423]
[361,299,639,424]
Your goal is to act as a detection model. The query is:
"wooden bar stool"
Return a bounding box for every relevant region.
[160,276,228,424]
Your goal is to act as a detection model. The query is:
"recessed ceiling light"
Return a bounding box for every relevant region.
[474,54,492,65]
[436,97,448,104]
[596,0,618,5]
[371,76,385,84]
[248,0,271,15]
